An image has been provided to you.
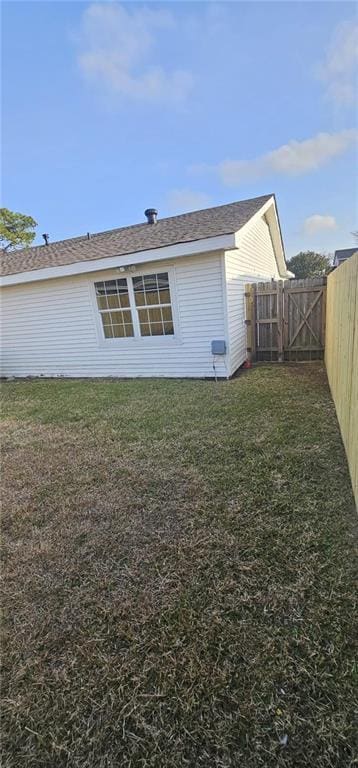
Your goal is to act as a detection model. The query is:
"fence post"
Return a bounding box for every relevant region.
[321,280,327,350]
[251,284,257,362]
[283,283,289,360]
[245,283,257,363]
[277,280,284,363]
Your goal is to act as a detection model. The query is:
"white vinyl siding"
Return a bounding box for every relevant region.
[224,214,281,375]
[0,252,228,379]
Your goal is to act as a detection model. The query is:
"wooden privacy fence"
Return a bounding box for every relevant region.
[325,253,357,507]
[245,277,327,362]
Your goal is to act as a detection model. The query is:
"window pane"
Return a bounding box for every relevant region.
[151,323,164,336]
[140,323,151,336]
[133,276,144,291]
[138,308,149,324]
[159,289,170,304]
[112,324,125,338]
[111,321,134,338]
[104,280,118,295]
[134,291,145,306]
[124,323,134,337]
[101,312,112,325]
[108,310,130,324]
[116,279,128,293]
[143,274,158,291]
[145,289,160,305]
[161,306,172,322]
[97,295,108,310]
[164,322,174,335]
[95,279,130,296]
[103,324,113,338]
[157,273,169,288]
[119,293,130,308]
[148,307,162,324]
[107,294,120,310]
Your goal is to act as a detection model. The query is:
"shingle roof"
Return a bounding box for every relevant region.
[0,194,273,277]
[334,248,357,261]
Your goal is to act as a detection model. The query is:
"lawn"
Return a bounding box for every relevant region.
[1,365,357,768]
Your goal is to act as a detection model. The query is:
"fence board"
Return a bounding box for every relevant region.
[325,253,358,507]
[248,277,326,362]
[284,279,326,361]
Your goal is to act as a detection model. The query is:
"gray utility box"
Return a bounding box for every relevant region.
[211,340,226,355]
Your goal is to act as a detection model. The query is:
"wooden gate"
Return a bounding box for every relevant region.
[245,277,327,362]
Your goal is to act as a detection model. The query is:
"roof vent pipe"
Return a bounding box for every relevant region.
[144,208,158,225]
[42,233,50,245]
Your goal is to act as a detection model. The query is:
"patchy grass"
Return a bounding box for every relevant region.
[1,365,357,768]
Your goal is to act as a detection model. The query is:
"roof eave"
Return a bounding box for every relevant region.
[0,233,237,287]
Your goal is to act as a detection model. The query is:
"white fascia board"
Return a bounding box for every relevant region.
[265,202,288,278]
[0,233,236,287]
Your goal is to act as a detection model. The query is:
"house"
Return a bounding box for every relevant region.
[0,194,290,379]
[333,248,358,268]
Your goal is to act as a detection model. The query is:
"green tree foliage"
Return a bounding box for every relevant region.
[286,251,332,279]
[0,208,37,251]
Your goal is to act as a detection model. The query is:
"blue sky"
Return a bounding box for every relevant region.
[2,1,357,258]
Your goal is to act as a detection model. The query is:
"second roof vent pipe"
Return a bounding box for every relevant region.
[144,208,158,225]
[42,233,50,245]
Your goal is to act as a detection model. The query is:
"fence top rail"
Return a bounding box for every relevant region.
[286,285,326,294]
[255,276,327,290]
[255,275,327,288]
[287,277,326,286]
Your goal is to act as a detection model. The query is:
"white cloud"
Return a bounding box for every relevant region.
[76,3,193,105]
[303,215,337,236]
[166,189,212,213]
[318,20,358,105]
[192,130,358,185]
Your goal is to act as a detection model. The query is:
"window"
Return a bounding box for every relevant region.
[132,272,174,336]
[95,279,134,338]
[94,271,175,340]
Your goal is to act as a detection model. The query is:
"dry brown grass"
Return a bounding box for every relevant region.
[1,365,357,767]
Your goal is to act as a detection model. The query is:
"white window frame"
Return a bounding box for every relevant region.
[131,271,175,339]
[90,266,181,346]
[94,276,135,339]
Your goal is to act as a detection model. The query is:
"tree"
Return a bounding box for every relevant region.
[286,251,332,279]
[0,208,37,251]
[352,231,358,243]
